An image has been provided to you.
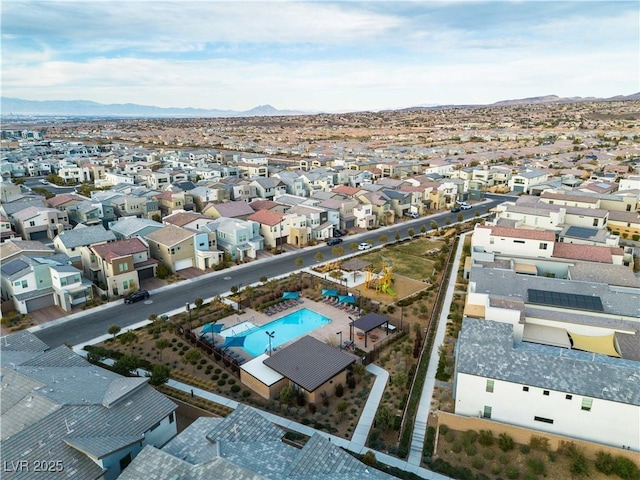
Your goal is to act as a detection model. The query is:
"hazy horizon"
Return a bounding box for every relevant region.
[2,1,638,112]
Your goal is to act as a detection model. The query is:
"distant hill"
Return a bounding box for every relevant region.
[0,97,311,118]
[1,93,638,119]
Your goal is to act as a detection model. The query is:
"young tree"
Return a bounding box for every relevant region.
[113,355,140,376]
[107,324,121,340]
[149,364,171,386]
[375,405,394,430]
[155,339,170,360]
[331,246,345,257]
[420,225,426,235]
[457,213,463,222]
[119,331,138,352]
[315,252,324,263]
[183,348,202,372]
[407,227,415,238]
[379,234,388,243]
[337,400,349,421]
[295,256,304,268]
[194,297,204,318]
[430,220,438,230]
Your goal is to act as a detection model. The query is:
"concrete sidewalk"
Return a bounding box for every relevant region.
[407,231,470,466]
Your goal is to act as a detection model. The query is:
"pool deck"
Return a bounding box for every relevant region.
[201,297,397,360]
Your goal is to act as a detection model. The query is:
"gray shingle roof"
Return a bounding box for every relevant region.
[55,225,115,248]
[0,330,49,352]
[456,318,640,406]
[263,336,355,392]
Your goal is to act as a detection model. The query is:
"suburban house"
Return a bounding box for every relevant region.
[45,193,88,213]
[286,204,336,242]
[1,214,16,242]
[246,210,288,250]
[274,170,308,197]
[145,224,197,273]
[249,177,287,200]
[0,238,54,262]
[454,318,639,451]
[163,210,213,231]
[12,205,69,241]
[318,197,359,230]
[1,254,92,313]
[118,404,392,480]
[83,237,158,298]
[155,190,194,215]
[199,217,263,261]
[53,225,116,264]
[607,210,640,240]
[0,330,177,480]
[508,168,549,193]
[108,217,163,240]
[202,200,255,220]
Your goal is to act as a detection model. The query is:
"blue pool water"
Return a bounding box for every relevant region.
[240,308,330,356]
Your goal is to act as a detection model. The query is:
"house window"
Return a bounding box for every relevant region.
[486,379,494,393]
[483,406,492,419]
[592,218,599,227]
[21,280,27,288]
[581,398,593,411]
[29,221,35,226]
[523,386,529,392]
[169,412,175,423]
[513,240,525,244]
[566,394,573,400]
[123,280,129,290]
[543,390,549,396]
[119,452,133,471]
[534,416,554,424]
[118,263,129,272]
[539,243,547,250]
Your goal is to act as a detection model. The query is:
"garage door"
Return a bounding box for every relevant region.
[174,258,193,271]
[26,294,55,311]
[138,266,155,280]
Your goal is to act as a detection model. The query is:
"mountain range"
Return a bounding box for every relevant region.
[2,93,639,119]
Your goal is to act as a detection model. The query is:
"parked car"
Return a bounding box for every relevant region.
[358,242,372,251]
[326,238,343,246]
[40,179,49,185]
[124,290,150,304]
[404,211,419,219]
[333,228,348,237]
[451,207,461,213]
[461,204,472,210]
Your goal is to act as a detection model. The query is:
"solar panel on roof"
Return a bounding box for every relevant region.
[528,289,604,312]
[1,259,29,276]
[565,226,597,239]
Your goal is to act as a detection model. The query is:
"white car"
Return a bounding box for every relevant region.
[358,242,372,251]
[461,203,472,210]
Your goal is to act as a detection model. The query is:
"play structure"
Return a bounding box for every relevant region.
[364,260,397,296]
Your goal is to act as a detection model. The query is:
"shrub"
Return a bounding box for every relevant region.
[482,449,495,460]
[451,442,463,453]
[241,390,251,398]
[570,450,590,477]
[499,453,510,464]
[361,451,377,467]
[478,430,494,447]
[228,378,235,385]
[614,456,640,479]
[464,444,477,456]
[526,457,546,475]
[529,435,550,451]
[335,383,344,397]
[217,379,226,386]
[444,431,456,443]
[505,465,520,479]
[230,385,241,393]
[547,451,557,462]
[439,424,449,435]
[498,433,515,452]
[490,464,501,475]
[215,368,221,374]
[520,445,530,454]
[471,457,484,470]
[462,429,478,446]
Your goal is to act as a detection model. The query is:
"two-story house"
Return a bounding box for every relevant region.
[12,206,69,241]
[199,218,263,261]
[84,237,158,298]
[53,225,116,265]
[145,224,197,272]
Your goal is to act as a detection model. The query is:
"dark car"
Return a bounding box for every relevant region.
[124,290,150,304]
[451,207,461,213]
[327,238,343,246]
[333,228,347,237]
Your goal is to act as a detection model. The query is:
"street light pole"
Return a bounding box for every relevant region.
[337,331,343,350]
[186,302,192,330]
[266,330,275,356]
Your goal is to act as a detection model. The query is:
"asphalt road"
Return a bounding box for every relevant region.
[22,177,76,194]
[33,195,510,348]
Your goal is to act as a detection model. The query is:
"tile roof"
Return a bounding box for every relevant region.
[92,237,148,261]
[457,318,640,406]
[145,224,195,247]
[45,193,87,208]
[552,242,613,263]
[210,201,256,218]
[0,331,176,480]
[480,224,556,241]
[163,211,210,227]
[55,225,116,248]
[249,199,280,211]
[120,404,393,479]
[247,209,285,226]
[263,336,355,392]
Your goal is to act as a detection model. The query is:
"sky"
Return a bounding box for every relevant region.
[1,1,638,113]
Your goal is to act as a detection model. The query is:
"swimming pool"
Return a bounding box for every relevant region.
[239,308,331,356]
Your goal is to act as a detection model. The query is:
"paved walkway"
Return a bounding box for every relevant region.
[408,231,471,466]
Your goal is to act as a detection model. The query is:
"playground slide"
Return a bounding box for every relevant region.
[381,284,397,296]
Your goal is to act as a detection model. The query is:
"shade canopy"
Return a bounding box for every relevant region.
[569,332,620,357]
[223,336,247,348]
[282,291,300,299]
[321,289,339,297]
[338,295,356,304]
[200,323,223,334]
[352,312,389,333]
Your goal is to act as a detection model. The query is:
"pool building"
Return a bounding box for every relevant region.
[240,335,356,402]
